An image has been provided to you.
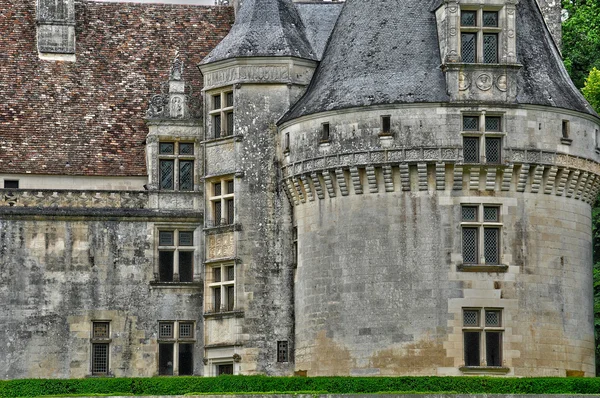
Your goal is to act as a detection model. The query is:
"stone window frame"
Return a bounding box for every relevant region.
[460,204,503,269]
[158,320,196,376]
[208,88,234,139]
[154,224,198,284]
[90,320,111,376]
[461,111,505,164]
[208,176,235,227]
[158,141,196,191]
[459,7,502,63]
[206,262,236,313]
[442,0,517,65]
[460,308,507,371]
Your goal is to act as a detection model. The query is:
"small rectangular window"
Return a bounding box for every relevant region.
[179,160,194,191]
[226,180,234,194]
[179,251,194,283]
[214,267,222,283]
[485,116,501,132]
[463,116,479,131]
[462,206,478,222]
[214,202,222,225]
[93,322,110,339]
[159,322,174,339]
[226,92,234,107]
[214,182,222,196]
[179,231,193,246]
[461,10,477,26]
[485,310,501,327]
[486,331,502,366]
[226,111,234,136]
[159,142,175,155]
[213,115,222,139]
[462,227,478,264]
[159,160,175,190]
[463,310,479,327]
[483,206,499,222]
[3,180,19,189]
[381,115,391,134]
[179,322,194,339]
[227,285,235,311]
[461,33,477,63]
[277,340,289,362]
[483,33,498,64]
[562,120,570,138]
[483,227,500,265]
[214,287,222,311]
[159,231,174,246]
[485,137,501,164]
[464,331,481,366]
[159,343,174,375]
[463,137,480,163]
[321,123,330,141]
[226,198,234,224]
[226,265,235,281]
[179,143,194,155]
[217,363,234,375]
[284,132,290,152]
[159,251,174,282]
[482,11,498,27]
[213,94,221,110]
[92,343,109,375]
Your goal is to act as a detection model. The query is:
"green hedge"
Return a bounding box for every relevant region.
[1,376,600,397]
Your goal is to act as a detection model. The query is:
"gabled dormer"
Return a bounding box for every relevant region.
[435,0,520,103]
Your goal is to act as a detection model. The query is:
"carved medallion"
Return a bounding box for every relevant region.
[495,75,508,92]
[450,27,457,36]
[458,72,471,91]
[476,74,493,91]
[507,29,515,38]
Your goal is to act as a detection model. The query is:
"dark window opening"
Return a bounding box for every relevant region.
[179,231,193,246]
[321,123,330,141]
[178,343,194,375]
[461,32,476,63]
[277,340,289,362]
[562,120,570,138]
[483,11,498,27]
[159,343,174,375]
[159,251,174,282]
[159,142,174,154]
[217,363,234,375]
[485,116,501,132]
[464,331,480,366]
[179,160,194,191]
[461,10,477,26]
[483,227,500,265]
[381,115,391,134]
[3,180,19,189]
[463,116,479,131]
[483,33,498,63]
[226,111,234,136]
[159,160,175,190]
[179,251,193,282]
[284,132,290,151]
[226,198,234,224]
[226,180,234,194]
[214,287,221,312]
[213,95,221,110]
[213,115,222,138]
[462,227,478,264]
[226,92,234,107]
[486,331,502,366]
[227,285,235,311]
[214,202,222,226]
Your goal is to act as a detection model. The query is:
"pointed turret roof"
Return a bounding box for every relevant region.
[281,0,596,123]
[200,0,316,65]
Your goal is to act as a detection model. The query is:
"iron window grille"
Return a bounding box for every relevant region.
[462,114,503,164]
[460,9,500,64]
[158,321,195,376]
[461,204,501,266]
[158,141,195,191]
[157,229,195,282]
[277,340,289,362]
[463,308,503,367]
[207,263,235,313]
[91,321,111,376]
[209,90,234,139]
[208,177,234,227]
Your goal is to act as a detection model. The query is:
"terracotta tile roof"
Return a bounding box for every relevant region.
[0,0,234,176]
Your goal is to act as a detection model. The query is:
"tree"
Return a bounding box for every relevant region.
[582,68,600,112]
[562,0,600,88]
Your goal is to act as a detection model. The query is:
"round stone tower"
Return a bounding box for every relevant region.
[279,0,599,377]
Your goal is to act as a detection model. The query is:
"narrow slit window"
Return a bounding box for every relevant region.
[321,123,330,142]
[562,120,570,138]
[381,115,391,134]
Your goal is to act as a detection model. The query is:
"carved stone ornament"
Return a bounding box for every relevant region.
[458,72,471,91]
[170,55,184,81]
[476,74,493,91]
[232,353,241,362]
[496,75,508,92]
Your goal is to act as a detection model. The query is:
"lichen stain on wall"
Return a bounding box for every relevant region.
[307,330,354,376]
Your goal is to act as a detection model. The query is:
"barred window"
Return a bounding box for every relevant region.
[460,9,501,64]
[462,114,503,164]
[463,308,503,368]
[157,228,195,283]
[277,340,289,362]
[158,321,195,376]
[210,89,234,138]
[485,137,501,164]
[91,321,110,376]
[463,137,480,163]
[461,205,502,266]
[158,142,195,191]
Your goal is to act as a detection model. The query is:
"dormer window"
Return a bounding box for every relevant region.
[460,9,500,64]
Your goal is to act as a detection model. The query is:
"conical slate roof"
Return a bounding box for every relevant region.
[281,0,596,123]
[200,0,316,65]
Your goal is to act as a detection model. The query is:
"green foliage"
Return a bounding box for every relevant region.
[582,68,600,112]
[2,376,600,398]
[562,0,600,89]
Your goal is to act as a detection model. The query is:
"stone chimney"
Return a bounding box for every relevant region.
[536,0,562,50]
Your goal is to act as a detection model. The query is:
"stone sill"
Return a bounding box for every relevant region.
[561,137,573,146]
[204,223,240,234]
[203,134,243,145]
[204,257,238,265]
[457,264,509,273]
[459,366,510,374]
[149,282,203,290]
[204,310,244,320]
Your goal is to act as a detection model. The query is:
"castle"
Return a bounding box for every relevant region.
[0,0,598,378]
